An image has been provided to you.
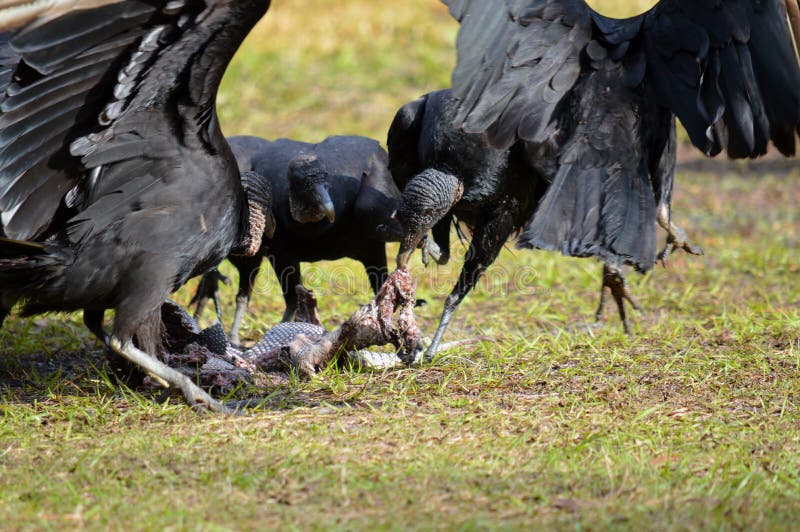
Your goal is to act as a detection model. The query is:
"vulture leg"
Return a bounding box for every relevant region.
[83,310,109,345]
[594,264,641,334]
[229,254,263,345]
[425,205,517,361]
[191,269,230,322]
[267,254,301,324]
[85,309,135,382]
[108,263,230,413]
[0,288,20,329]
[656,206,703,266]
[108,337,230,414]
[0,294,15,329]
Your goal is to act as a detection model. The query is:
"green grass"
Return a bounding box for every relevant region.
[2,0,800,528]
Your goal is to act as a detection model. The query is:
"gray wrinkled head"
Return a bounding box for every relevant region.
[288,154,336,224]
[396,169,463,267]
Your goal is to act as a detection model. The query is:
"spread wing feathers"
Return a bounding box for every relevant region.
[443,0,800,157]
[0,0,123,31]
[0,0,210,240]
[519,67,658,271]
[66,116,179,243]
[632,0,800,157]
[444,0,591,150]
[386,93,429,190]
[0,31,18,104]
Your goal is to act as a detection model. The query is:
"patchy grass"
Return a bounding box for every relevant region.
[2,0,800,529]
[2,168,798,530]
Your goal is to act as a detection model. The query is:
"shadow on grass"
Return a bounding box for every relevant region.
[0,318,356,414]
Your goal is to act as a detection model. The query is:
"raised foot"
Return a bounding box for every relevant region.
[420,235,446,266]
[658,222,704,267]
[595,264,641,335]
[108,337,232,414]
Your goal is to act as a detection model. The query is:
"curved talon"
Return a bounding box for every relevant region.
[595,264,641,334]
[658,230,704,267]
[657,212,703,267]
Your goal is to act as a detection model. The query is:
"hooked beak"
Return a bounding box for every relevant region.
[315,184,335,223]
[323,201,336,223]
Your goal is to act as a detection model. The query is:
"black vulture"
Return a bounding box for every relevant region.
[0,0,273,412]
[389,89,697,338]
[192,134,405,345]
[393,0,800,358]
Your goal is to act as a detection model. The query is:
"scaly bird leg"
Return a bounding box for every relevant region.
[85,309,145,384]
[656,206,703,267]
[425,202,518,361]
[191,269,230,322]
[229,253,263,345]
[108,336,231,414]
[595,264,641,334]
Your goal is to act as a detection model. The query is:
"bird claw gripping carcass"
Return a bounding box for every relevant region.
[159,268,422,392]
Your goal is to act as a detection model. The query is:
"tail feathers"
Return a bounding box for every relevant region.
[518,160,658,272]
[0,237,69,288]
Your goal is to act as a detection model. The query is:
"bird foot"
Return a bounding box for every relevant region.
[658,222,703,267]
[595,264,641,335]
[109,336,232,414]
[420,235,446,267]
[190,269,230,321]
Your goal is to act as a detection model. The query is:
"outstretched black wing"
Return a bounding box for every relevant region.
[444,0,800,157]
[443,0,800,270]
[1,0,168,239]
[444,0,592,150]
[0,0,268,241]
